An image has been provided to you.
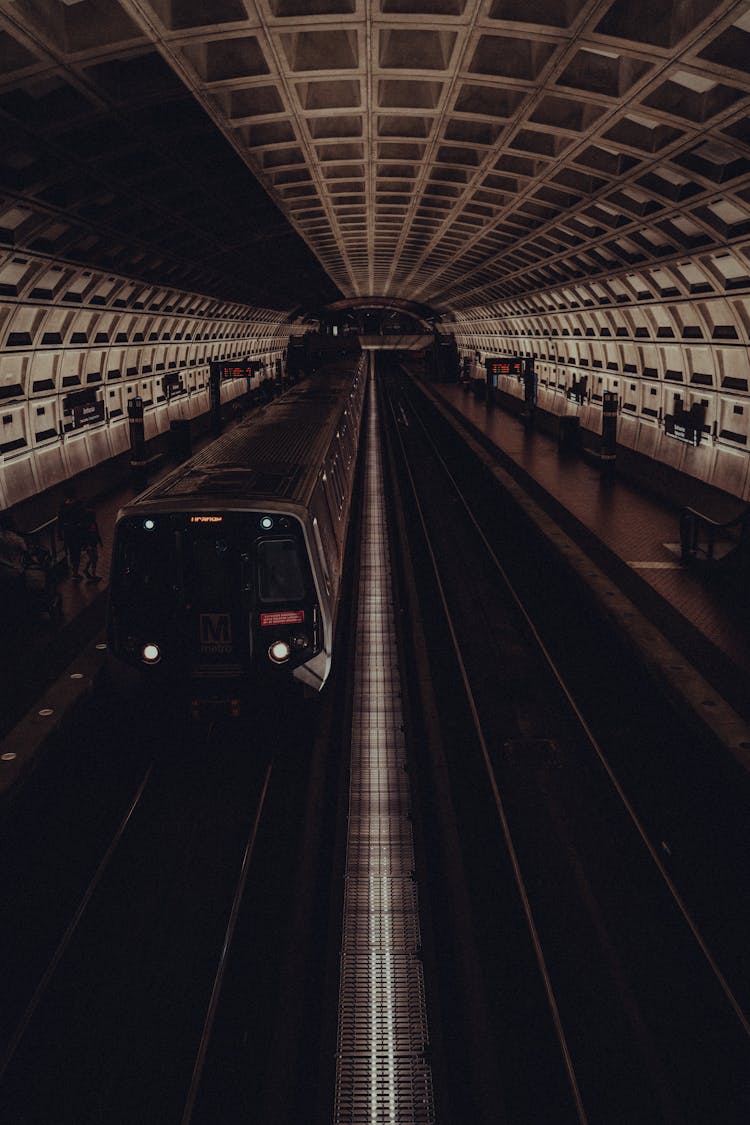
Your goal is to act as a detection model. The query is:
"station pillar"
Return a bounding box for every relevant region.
[601,391,618,478]
[209,361,223,435]
[523,358,537,423]
[128,396,147,488]
[485,361,494,405]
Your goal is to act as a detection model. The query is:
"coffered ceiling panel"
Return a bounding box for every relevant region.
[1,0,749,318]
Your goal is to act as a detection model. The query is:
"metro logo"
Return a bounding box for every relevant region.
[200,613,233,653]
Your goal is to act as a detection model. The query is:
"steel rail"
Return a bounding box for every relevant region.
[384,381,591,1125]
[0,762,154,1079]
[401,376,750,1043]
[180,757,274,1125]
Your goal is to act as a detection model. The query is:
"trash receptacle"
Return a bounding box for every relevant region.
[558,415,580,454]
[169,418,192,461]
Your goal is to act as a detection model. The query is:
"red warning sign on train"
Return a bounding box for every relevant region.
[260,610,305,627]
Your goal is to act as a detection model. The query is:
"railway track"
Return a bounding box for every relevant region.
[380,363,750,1125]
[1,364,369,1125]
[2,363,748,1124]
[0,694,321,1125]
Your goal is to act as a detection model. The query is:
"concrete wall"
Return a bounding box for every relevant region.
[0,249,300,509]
[448,263,750,503]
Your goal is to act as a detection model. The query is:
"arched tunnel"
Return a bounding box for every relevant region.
[1,5,750,1125]
[2,1,750,508]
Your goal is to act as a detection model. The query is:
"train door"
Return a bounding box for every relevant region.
[182,515,254,675]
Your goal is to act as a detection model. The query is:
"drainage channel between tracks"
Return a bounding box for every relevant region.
[333,371,435,1124]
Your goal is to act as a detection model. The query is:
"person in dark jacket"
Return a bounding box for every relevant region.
[0,514,28,581]
[81,508,102,582]
[58,485,85,580]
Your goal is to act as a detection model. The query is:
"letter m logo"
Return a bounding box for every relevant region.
[200,613,232,646]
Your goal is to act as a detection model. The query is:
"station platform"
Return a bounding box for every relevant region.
[0,411,249,754]
[1,481,122,743]
[429,383,750,732]
[2,377,750,790]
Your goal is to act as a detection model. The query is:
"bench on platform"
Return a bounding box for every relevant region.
[679,505,750,568]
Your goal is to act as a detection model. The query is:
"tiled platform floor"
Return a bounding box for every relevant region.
[433,385,750,706]
[2,386,749,738]
[0,418,246,738]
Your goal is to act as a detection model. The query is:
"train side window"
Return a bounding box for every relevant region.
[320,470,339,540]
[338,421,354,468]
[331,455,345,518]
[257,538,306,602]
[312,517,331,596]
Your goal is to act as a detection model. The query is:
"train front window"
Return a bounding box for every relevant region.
[112,519,175,609]
[257,538,306,602]
[189,535,237,606]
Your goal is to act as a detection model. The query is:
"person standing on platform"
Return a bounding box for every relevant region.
[0,514,28,582]
[58,484,85,581]
[81,508,102,583]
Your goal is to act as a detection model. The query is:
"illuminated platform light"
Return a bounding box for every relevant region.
[38,708,54,717]
[70,672,84,680]
[1,752,17,762]
[96,642,108,651]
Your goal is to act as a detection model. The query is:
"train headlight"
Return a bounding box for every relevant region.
[260,516,273,530]
[141,643,161,664]
[143,518,155,531]
[268,639,291,664]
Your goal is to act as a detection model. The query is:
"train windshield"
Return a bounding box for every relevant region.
[110,518,175,612]
[111,515,254,608]
[188,534,239,606]
[257,539,306,602]
[110,514,312,659]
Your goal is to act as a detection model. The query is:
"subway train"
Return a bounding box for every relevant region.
[106,351,368,712]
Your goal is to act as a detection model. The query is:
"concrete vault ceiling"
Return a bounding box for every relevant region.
[1,0,750,316]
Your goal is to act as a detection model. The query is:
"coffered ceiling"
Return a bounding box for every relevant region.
[2,0,750,315]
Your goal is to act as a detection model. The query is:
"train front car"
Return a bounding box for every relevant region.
[106,354,367,713]
[108,505,320,682]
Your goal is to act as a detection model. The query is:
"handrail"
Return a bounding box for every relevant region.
[25,515,57,537]
[21,515,66,567]
[679,504,750,564]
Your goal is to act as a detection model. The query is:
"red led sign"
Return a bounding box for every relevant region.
[486,358,524,377]
[217,360,262,379]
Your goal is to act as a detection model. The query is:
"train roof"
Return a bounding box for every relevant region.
[122,358,363,514]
